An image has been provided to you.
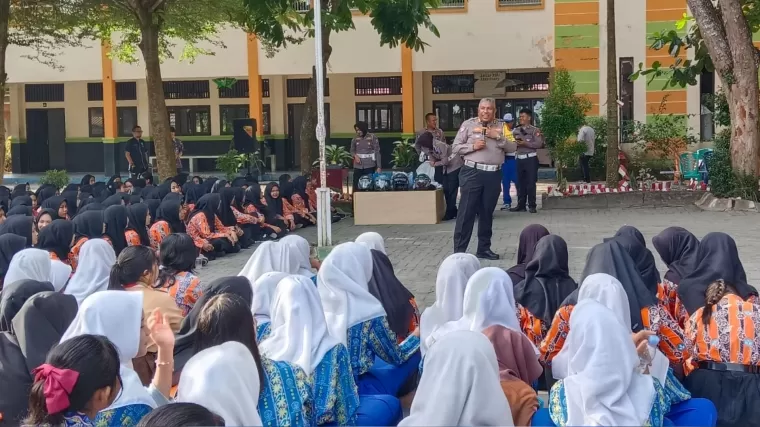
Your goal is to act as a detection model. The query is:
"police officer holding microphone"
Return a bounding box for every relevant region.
[452,98,513,260]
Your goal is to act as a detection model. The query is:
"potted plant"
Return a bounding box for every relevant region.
[391,140,417,172]
[40,169,70,190]
[311,145,352,189]
[216,149,246,181]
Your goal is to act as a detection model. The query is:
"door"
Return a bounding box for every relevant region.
[47,109,67,170]
[25,110,51,172]
[287,103,331,170]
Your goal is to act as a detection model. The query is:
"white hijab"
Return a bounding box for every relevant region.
[4,248,52,285]
[554,299,655,427]
[569,273,669,383]
[238,241,298,284]
[400,330,513,426]
[420,253,480,355]
[252,272,290,324]
[355,232,386,254]
[260,275,341,375]
[177,341,262,427]
[49,260,72,292]
[316,242,386,346]
[59,290,156,410]
[64,239,116,304]
[280,235,314,277]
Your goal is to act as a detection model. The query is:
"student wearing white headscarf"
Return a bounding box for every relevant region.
[260,275,361,425]
[63,239,116,304]
[177,341,263,427]
[3,248,55,288]
[238,241,298,284]
[251,272,289,342]
[399,330,514,426]
[59,291,173,425]
[420,253,480,355]
[280,235,317,279]
[355,231,385,254]
[533,299,667,427]
[317,242,420,397]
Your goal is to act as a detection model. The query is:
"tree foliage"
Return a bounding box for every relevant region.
[540,68,591,150]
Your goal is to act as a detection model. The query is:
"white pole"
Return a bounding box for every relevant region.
[314,0,332,247]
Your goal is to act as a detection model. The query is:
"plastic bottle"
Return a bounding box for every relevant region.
[638,335,660,370]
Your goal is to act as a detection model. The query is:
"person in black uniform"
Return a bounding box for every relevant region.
[510,108,545,214]
[125,125,150,179]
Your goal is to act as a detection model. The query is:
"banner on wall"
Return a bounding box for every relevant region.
[474,71,507,98]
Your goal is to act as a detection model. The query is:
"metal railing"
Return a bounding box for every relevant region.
[438,0,466,7]
[498,0,542,6]
[292,0,310,12]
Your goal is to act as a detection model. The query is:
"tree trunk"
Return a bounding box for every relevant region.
[605,0,620,188]
[137,18,176,180]
[299,27,333,175]
[0,0,10,184]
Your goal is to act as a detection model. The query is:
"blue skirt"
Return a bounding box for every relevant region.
[355,395,402,426]
[358,352,421,396]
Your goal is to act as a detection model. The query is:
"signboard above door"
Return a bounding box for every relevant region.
[474,71,506,98]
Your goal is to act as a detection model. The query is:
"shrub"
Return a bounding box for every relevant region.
[391,140,417,169]
[215,149,245,181]
[39,170,70,190]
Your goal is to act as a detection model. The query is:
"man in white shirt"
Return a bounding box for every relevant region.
[577,123,595,183]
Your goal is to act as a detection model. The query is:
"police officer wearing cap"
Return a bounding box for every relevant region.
[510,108,545,213]
[451,97,513,260]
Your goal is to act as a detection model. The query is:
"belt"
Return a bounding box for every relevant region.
[516,152,538,160]
[506,153,516,157]
[464,160,501,172]
[356,153,375,160]
[698,361,760,374]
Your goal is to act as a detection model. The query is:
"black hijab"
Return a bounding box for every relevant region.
[564,240,658,332]
[613,235,661,296]
[79,184,93,196]
[35,209,58,230]
[514,235,578,325]
[63,184,79,193]
[10,184,27,199]
[0,216,34,247]
[203,177,218,194]
[41,195,66,215]
[678,232,756,315]
[126,204,151,246]
[292,176,310,207]
[244,184,266,211]
[189,194,220,232]
[6,206,32,217]
[10,196,32,209]
[173,276,253,372]
[103,205,128,255]
[76,203,104,214]
[607,225,646,247]
[103,193,128,207]
[80,174,95,186]
[652,227,700,285]
[231,177,248,187]
[106,175,121,194]
[192,176,204,185]
[355,121,369,137]
[35,185,57,206]
[0,234,26,280]
[280,181,295,202]
[230,187,246,212]
[184,184,206,206]
[278,174,292,188]
[367,249,416,337]
[218,188,237,227]
[156,200,185,233]
[144,199,161,225]
[210,180,228,194]
[72,211,103,242]
[507,224,550,285]
[0,280,55,332]
[0,292,77,424]
[264,182,283,220]
[37,220,75,261]
[61,190,79,217]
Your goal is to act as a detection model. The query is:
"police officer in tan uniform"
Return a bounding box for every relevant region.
[451,98,514,260]
[510,108,545,213]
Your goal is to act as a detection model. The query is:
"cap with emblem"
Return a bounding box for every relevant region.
[503,113,514,122]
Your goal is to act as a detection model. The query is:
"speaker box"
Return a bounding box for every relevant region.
[233,118,257,154]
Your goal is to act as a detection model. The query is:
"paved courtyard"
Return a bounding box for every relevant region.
[198,203,760,309]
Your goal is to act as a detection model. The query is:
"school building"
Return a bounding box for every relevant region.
[4,0,715,175]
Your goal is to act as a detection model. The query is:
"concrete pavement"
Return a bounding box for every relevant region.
[197,204,760,309]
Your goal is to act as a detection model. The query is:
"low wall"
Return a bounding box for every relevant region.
[541,191,706,210]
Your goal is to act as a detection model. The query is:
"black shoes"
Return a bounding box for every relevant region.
[509,206,527,212]
[529,207,537,213]
[476,250,500,260]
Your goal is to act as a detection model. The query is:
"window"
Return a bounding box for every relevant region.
[88,107,105,137]
[355,102,402,132]
[354,76,402,96]
[87,83,103,101]
[432,74,475,94]
[25,84,64,102]
[439,0,466,7]
[504,72,550,92]
[286,78,330,97]
[433,101,478,131]
[219,80,249,99]
[117,107,138,137]
[167,106,211,136]
[163,80,210,99]
[116,82,137,101]
[498,0,542,6]
[220,104,271,135]
[262,79,270,98]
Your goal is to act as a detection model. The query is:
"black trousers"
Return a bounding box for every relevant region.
[516,156,539,209]
[239,223,260,248]
[443,168,460,218]
[352,167,375,192]
[453,166,501,253]
[579,154,592,183]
